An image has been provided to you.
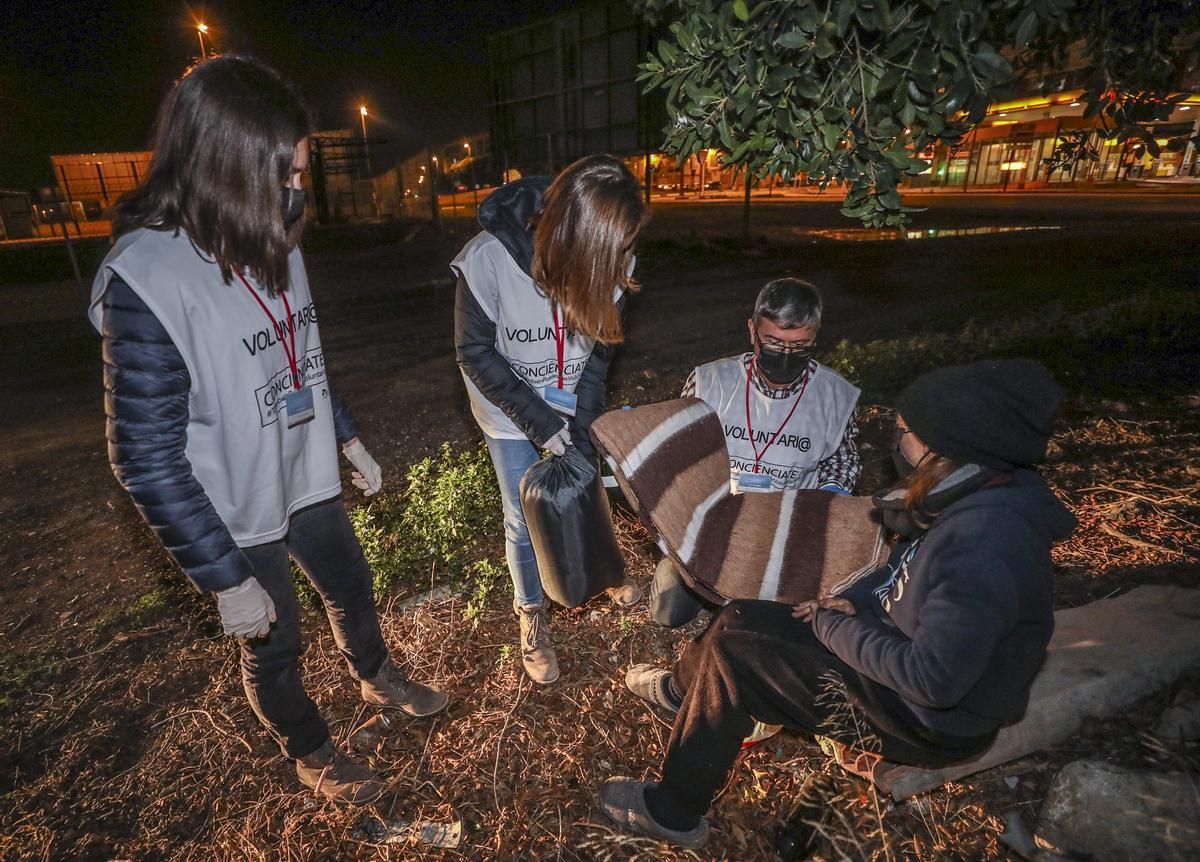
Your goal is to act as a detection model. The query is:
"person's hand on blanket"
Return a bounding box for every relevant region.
[792,596,856,623]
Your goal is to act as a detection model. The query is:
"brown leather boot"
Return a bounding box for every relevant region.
[295,740,384,804]
[360,659,449,717]
[516,602,559,685]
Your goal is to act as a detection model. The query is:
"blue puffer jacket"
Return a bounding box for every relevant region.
[102,276,360,593]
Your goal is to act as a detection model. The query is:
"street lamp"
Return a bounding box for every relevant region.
[464,141,479,209]
[196,23,209,59]
[358,105,372,176]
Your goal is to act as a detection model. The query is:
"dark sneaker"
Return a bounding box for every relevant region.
[516,602,560,685]
[625,664,682,714]
[360,659,449,717]
[599,777,708,850]
[295,740,384,805]
[605,578,642,608]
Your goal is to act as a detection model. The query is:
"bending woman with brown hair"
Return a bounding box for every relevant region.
[602,360,1077,849]
[453,155,649,685]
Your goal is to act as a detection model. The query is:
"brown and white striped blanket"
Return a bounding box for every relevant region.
[590,398,890,606]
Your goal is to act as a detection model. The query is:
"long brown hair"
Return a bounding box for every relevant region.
[114,54,314,295]
[904,453,965,529]
[531,155,648,344]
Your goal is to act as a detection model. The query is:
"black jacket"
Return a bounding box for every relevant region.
[813,470,1077,738]
[452,177,618,458]
[102,276,360,593]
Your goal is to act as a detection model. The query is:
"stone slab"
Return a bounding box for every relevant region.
[877,585,1200,800]
[1036,760,1200,862]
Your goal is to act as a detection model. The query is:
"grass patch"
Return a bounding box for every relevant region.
[0,643,66,710]
[827,289,1200,403]
[92,588,172,632]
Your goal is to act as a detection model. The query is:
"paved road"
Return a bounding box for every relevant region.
[639,191,1200,236]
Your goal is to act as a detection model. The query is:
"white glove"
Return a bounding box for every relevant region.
[543,425,573,457]
[342,438,382,496]
[215,577,277,639]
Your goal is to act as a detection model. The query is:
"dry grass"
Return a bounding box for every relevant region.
[1,401,1198,861]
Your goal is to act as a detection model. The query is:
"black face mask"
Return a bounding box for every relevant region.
[755,340,812,386]
[282,187,307,230]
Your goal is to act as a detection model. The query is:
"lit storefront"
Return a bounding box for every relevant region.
[922,91,1200,190]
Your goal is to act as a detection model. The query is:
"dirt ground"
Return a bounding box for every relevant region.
[1,195,1199,860]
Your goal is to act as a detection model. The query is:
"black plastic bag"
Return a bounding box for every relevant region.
[520,447,625,608]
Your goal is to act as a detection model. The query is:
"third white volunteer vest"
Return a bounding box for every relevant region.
[452,230,623,441]
[88,227,342,546]
[693,354,860,491]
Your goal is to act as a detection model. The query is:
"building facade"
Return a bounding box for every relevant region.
[51,151,152,218]
[486,0,666,183]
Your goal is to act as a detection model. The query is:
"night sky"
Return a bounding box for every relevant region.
[0,0,581,190]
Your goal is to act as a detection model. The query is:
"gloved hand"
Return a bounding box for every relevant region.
[543,425,573,457]
[818,483,852,496]
[215,577,277,638]
[342,438,382,496]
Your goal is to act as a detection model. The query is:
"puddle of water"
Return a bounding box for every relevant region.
[796,225,1064,242]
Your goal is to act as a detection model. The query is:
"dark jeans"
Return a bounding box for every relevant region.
[646,600,994,828]
[239,497,389,759]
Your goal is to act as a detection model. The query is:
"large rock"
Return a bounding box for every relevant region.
[1155,696,1200,742]
[1036,760,1200,862]
[877,586,1200,800]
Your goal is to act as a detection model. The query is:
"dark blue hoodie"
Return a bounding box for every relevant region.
[453,178,621,457]
[813,470,1077,738]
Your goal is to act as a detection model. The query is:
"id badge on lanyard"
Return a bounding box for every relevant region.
[282,386,314,427]
[736,470,774,493]
[236,272,314,429]
[544,304,578,416]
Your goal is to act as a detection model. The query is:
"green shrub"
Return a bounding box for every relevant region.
[827,290,1200,404]
[347,442,502,598]
[463,559,506,625]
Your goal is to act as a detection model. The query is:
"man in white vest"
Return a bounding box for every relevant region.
[649,278,862,626]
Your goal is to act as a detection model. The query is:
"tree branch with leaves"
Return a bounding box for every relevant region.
[635,0,1199,226]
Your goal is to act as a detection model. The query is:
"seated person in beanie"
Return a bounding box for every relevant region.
[600,360,1077,850]
[650,277,862,627]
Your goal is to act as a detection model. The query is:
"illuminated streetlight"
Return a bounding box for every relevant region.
[356,104,374,179]
[196,23,209,59]
[464,141,479,209]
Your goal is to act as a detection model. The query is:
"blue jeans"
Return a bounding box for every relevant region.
[483,434,544,607]
[240,497,390,759]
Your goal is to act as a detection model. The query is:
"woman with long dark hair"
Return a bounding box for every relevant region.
[89,55,446,803]
[453,155,649,684]
[601,360,1077,849]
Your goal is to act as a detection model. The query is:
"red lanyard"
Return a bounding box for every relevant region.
[551,304,565,389]
[236,271,300,389]
[744,357,810,474]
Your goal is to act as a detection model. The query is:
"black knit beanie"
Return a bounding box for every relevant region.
[895,360,1062,471]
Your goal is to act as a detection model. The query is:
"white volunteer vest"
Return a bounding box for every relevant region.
[693,354,860,491]
[452,230,619,440]
[88,227,342,546]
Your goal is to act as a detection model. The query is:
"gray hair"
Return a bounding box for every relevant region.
[752,278,823,330]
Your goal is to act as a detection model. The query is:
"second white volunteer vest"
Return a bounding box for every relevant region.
[452,230,620,441]
[693,354,860,491]
[88,227,342,546]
